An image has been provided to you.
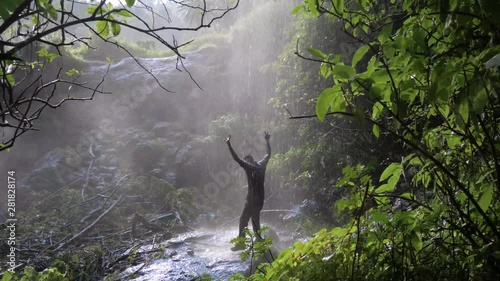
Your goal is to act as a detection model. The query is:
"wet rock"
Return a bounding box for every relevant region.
[152,122,170,137]
[124,228,249,280]
[175,144,192,165]
[133,142,164,172]
[104,148,117,155]
[168,250,177,258]
[193,213,218,228]
[165,171,176,184]
[25,149,84,191]
[102,166,118,172]
[115,141,126,151]
[100,173,114,182]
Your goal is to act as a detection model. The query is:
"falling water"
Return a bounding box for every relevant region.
[0,0,306,279]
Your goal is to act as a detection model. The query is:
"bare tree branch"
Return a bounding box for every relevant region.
[0,0,240,150]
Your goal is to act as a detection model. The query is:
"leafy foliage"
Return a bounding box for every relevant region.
[1,265,68,281]
[248,0,500,280]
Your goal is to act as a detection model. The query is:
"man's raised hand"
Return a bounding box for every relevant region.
[224,134,232,144]
[264,131,271,140]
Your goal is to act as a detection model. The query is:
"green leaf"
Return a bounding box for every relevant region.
[66,68,82,77]
[336,199,352,211]
[352,44,370,67]
[449,0,459,10]
[478,185,493,212]
[446,134,462,149]
[372,124,380,138]
[333,0,344,14]
[307,0,319,16]
[2,271,13,281]
[473,89,488,112]
[97,20,109,37]
[458,95,469,124]
[320,63,332,78]
[111,22,121,36]
[410,234,423,251]
[333,64,356,80]
[46,3,58,20]
[372,101,384,119]
[369,69,390,84]
[292,5,304,15]
[37,47,58,62]
[86,6,97,14]
[125,0,136,8]
[375,183,396,193]
[378,24,393,43]
[370,209,389,224]
[400,192,414,200]
[115,9,133,17]
[393,36,413,49]
[307,47,326,59]
[5,74,15,86]
[316,84,341,121]
[380,163,401,182]
[331,227,348,237]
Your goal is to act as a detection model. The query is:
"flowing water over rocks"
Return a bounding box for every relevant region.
[120,228,251,281]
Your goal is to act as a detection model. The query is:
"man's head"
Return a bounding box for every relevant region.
[244,155,255,163]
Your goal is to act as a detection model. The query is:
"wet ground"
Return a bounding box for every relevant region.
[120,228,254,281]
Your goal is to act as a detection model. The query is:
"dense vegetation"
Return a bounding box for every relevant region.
[2,0,500,280]
[237,0,500,280]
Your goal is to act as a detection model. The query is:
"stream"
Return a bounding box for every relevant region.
[119,227,267,280]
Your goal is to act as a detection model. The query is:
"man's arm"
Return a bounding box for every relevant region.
[259,131,272,166]
[225,134,252,168]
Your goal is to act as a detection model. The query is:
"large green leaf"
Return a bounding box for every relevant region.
[111,22,121,36]
[1,271,13,281]
[372,124,380,138]
[316,84,341,121]
[446,134,462,149]
[5,74,15,86]
[372,102,384,119]
[352,44,370,67]
[86,6,98,15]
[333,0,344,14]
[375,183,396,193]
[333,64,355,80]
[292,5,304,15]
[378,24,393,43]
[307,47,326,59]
[370,209,389,224]
[380,163,401,182]
[307,0,319,16]
[46,3,58,20]
[331,227,348,237]
[473,89,488,112]
[96,20,109,37]
[478,184,493,212]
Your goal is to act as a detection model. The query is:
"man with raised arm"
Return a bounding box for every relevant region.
[224,132,271,250]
